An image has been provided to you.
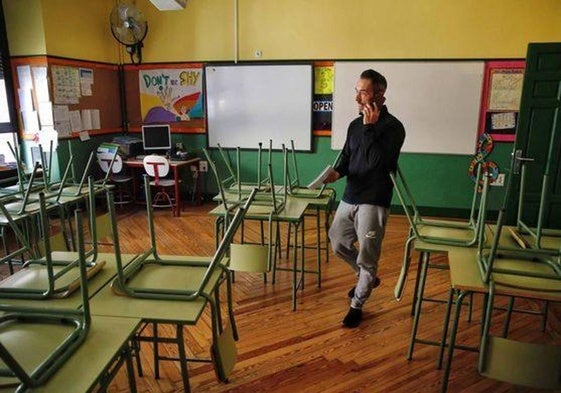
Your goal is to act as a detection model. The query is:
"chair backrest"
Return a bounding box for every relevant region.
[143,155,170,182]
[97,152,123,175]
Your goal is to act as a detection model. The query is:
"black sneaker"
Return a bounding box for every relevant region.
[347,277,381,298]
[342,307,363,328]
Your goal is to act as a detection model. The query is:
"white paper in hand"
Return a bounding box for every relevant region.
[307,165,333,189]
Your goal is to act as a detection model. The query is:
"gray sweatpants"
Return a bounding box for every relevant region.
[328,201,389,309]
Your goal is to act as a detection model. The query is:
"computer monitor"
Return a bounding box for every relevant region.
[141,124,172,153]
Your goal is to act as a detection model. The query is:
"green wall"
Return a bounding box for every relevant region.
[61,131,511,218]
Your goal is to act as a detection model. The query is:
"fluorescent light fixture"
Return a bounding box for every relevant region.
[149,0,187,11]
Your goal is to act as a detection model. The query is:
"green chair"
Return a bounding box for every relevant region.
[510,152,561,251]
[478,279,561,390]
[216,141,273,193]
[109,175,259,383]
[205,148,285,277]
[284,139,341,199]
[391,164,490,301]
[0,205,91,392]
[0,178,106,300]
[282,141,339,263]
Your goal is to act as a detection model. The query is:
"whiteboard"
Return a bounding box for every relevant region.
[331,61,484,155]
[205,64,313,151]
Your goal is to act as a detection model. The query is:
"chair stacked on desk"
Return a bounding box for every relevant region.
[390,163,491,365]
[283,140,339,264]
[102,173,259,389]
[391,163,489,303]
[0,182,140,393]
[204,144,321,311]
[0,178,106,300]
[437,170,561,392]
[509,145,561,251]
[0,189,93,392]
[205,148,279,281]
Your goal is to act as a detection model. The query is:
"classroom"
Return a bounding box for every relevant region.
[0,0,561,392]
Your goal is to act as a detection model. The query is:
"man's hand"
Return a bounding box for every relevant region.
[362,102,380,125]
[323,168,341,184]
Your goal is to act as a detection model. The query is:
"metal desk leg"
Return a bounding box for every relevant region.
[292,221,299,311]
[316,206,321,288]
[437,288,455,369]
[176,324,191,393]
[173,166,181,217]
[407,251,430,360]
[440,289,470,393]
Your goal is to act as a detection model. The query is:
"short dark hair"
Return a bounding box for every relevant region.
[360,69,387,93]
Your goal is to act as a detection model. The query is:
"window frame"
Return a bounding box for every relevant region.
[0,2,18,134]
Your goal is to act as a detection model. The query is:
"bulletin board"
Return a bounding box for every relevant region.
[331,61,485,155]
[478,60,525,142]
[205,63,313,151]
[11,56,121,140]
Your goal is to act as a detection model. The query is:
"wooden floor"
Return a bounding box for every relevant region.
[52,204,561,392]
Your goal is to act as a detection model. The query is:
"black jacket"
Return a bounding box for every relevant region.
[335,105,405,207]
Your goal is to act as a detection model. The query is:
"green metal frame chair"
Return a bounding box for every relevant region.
[0,204,91,392]
[511,155,561,251]
[284,139,341,199]
[0,178,106,299]
[477,278,561,390]
[391,163,490,301]
[216,141,273,193]
[109,176,259,382]
[203,149,285,282]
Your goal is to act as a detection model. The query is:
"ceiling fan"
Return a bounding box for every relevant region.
[110,3,148,64]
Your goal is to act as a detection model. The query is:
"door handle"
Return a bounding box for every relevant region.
[512,149,535,174]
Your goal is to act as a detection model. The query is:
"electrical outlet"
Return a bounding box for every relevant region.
[199,160,208,172]
[492,173,505,187]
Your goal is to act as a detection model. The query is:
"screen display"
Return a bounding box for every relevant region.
[142,124,171,151]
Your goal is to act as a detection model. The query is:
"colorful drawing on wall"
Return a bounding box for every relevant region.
[139,67,203,123]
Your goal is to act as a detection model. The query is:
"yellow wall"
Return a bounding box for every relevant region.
[138,0,234,62]
[41,0,117,63]
[4,0,561,62]
[134,0,561,62]
[3,0,46,56]
[236,0,561,60]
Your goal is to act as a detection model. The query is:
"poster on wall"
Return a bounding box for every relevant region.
[478,60,525,142]
[139,67,204,124]
[312,63,333,133]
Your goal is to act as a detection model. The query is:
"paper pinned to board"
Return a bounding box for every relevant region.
[307,165,333,189]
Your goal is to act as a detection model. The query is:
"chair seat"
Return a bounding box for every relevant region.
[480,336,561,390]
[149,179,177,187]
[112,175,132,183]
[0,259,105,298]
[0,322,77,387]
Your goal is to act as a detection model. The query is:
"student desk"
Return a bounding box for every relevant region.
[440,245,561,392]
[0,253,140,393]
[88,255,223,393]
[412,227,561,393]
[209,197,310,310]
[123,157,200,217]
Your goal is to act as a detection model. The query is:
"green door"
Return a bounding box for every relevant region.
[506,43,561,229]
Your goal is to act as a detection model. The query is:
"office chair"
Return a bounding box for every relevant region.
[143,155,179,215]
